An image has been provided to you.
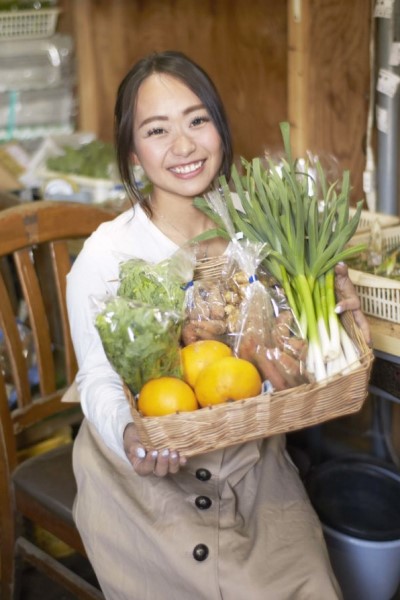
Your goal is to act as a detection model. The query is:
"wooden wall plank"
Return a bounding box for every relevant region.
[62,0,371,202]
[66,0,287,161]
[288,0,372,203]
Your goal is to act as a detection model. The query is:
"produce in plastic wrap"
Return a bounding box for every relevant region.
[93,250,195,394]
[182,193,310,392]
[117,250,195,312]
[94,297,183,395]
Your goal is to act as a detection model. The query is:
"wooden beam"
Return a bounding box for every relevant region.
[287,0,311,157]
[71,0,100,135]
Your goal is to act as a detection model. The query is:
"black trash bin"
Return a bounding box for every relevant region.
[305,456,400,600]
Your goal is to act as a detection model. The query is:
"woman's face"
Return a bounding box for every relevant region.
[132,73,224,201]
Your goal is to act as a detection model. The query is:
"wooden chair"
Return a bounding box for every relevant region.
[0,200,116,600]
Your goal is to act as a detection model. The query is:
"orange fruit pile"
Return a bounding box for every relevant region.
[136,340,262,416]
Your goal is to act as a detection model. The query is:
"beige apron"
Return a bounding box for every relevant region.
[72,420,342,600]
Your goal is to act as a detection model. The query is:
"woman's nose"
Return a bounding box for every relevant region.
[171,132,196,156]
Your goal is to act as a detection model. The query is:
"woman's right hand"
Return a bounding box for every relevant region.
[123,422,187,476]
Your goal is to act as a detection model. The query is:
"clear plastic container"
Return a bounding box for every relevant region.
[0,83,76,136]
[0,34,74,92]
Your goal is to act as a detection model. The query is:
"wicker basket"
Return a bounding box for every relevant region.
[347,225,400,324]
[126,311,373,457]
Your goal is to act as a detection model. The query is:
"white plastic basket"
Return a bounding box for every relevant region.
[348,225,400,324]
[0,9,60,40]
[349,207,400,235]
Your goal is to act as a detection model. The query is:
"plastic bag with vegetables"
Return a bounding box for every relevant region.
[117,248,195,312]
[224,239,310,391]
[93,249,195,394]
[184,190,310,391]
[94,297,183,395]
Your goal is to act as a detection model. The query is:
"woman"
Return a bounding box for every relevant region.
[67,50,369,599]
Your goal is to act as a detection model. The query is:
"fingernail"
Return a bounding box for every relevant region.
[170,451,178,460]
[334,305,343,314]
[337,261,345,266]
[161,449,170,457]
[136,447,146,459]
[151,450,158,458]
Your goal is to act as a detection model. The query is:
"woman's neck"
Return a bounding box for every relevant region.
[149,193,227,258]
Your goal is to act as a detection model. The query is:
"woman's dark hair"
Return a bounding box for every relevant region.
[114,50,233,214]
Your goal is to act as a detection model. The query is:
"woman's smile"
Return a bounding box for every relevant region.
[168,159,205,177]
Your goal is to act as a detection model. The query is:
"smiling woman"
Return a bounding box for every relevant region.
[66,50,349,600]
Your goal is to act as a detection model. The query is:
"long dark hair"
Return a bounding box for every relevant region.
[114,50,233,215]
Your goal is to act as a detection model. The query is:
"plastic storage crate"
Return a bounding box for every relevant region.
[0,8,60,40]
[349,207,400,235]
[0,84,76,141]
[348,225,400,324]
[0,34,74,92]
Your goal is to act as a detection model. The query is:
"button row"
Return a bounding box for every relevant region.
[193,468,212,561]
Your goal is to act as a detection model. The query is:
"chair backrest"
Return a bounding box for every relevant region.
[0,200,115,471]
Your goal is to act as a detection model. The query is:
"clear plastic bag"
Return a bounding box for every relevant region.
[93,250,196,394]
[117,248,195,313]
[183,191,310,391]
[93,296,183,396]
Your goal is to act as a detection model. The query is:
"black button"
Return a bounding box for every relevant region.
[193,544,209,561]
[195,496,212,510]
[196,468,211,481]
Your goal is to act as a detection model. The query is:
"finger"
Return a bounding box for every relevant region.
[129,447,158,476]
[153,449,170,477]
[334,263,354,300]
[334,263,372,347]
[168,451,181,474]
[125,444,146,468]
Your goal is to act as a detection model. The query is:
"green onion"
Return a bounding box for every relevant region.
[194,122,366,382]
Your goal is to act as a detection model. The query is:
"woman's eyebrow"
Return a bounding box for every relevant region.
[138,104,206,129]
[138,115,168,129]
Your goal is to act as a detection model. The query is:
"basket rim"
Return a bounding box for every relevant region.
[348,267,400,290]
[349,223,400,246]
[0,8,60,18]
[129,342,374,426]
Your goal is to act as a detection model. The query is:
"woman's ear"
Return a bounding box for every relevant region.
[131,152,141,167]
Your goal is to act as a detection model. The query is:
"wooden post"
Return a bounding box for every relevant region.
[287,0,311,158]
[71,0,100,135]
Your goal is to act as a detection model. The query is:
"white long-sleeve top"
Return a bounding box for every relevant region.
[66,205,179,461]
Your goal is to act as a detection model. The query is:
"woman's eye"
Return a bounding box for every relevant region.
[146,127,165,137]
[191,115,210,127]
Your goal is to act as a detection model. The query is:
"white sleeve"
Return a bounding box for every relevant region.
[66,231,133,462]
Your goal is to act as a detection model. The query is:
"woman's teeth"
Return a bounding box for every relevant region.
[170,161,203,174]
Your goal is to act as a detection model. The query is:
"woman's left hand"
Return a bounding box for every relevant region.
[334,262,372,347]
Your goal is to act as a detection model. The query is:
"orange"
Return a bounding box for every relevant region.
[137,377,198,416]
[194,356,262,407]
[181,340,233,388]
